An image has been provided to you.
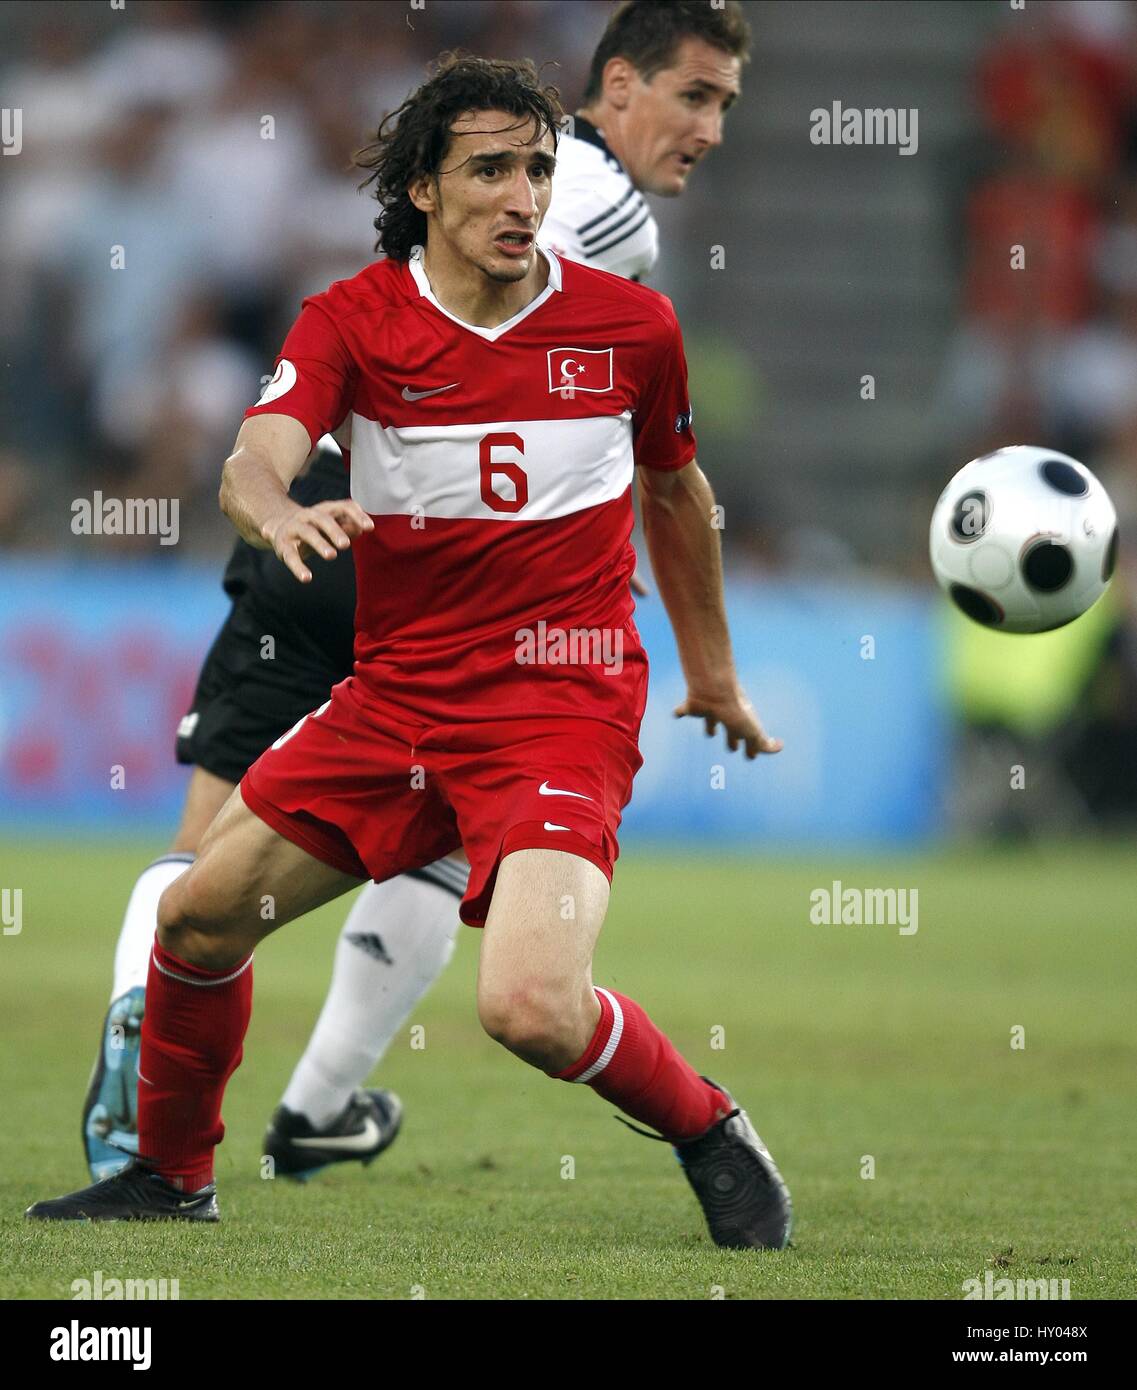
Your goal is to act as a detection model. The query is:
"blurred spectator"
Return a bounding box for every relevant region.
[48,101,207,378]
[281,93,377,304]
[937,4,1137,453]
[159,7,320,343]
[977,1,1133,184]
[84,0,231,115]
[93,291,263,546]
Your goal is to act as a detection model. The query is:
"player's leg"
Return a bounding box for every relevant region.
[89,708,459,1181]
[107,766,232,996]
[266,855,464,1175]
[32,682,456,1221]
[82,766,235,1180]
[29,791,364,1221]
[156,781,363,966]
[478,846,791,1250]
[478,847,728,1125]
[477,849,606,1068]
[280,864,465,1125]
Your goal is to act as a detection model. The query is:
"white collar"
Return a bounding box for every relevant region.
[407,244,562,342]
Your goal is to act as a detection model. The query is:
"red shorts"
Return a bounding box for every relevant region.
[240,677,643,926]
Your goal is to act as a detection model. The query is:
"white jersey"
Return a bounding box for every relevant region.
[539,116,659,282]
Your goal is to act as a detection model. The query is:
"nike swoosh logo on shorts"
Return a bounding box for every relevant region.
[538,781,593,800]
[290,1117,381,1152]
[544,822,571,832]
[401,382,460,401]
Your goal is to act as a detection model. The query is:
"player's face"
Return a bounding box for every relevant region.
[427,110,556,284]
[621,38,741,197]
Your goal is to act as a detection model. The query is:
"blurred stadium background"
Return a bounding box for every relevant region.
[1,0,1136,1302]
[2,0,1136,844]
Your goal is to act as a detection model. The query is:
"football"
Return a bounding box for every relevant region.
[929,445,1119,633]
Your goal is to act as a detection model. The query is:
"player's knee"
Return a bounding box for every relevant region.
[156,877,248,971]
[477,984,583,1070]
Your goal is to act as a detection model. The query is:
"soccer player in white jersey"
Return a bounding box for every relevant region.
[31,46,792,1250]
[77,0,751,1187]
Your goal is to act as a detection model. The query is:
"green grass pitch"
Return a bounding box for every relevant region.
[1,840,1134,1299]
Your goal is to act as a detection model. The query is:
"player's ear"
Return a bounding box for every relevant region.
[602,56,635,111]
[407,173,438,216]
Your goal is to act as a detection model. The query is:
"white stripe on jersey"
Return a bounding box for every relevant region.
[539,124,659,281]
[349,410,634,521]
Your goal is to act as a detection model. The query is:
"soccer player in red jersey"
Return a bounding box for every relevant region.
[29,54,791,1249]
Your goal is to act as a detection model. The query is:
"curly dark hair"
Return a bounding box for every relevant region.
[356,52,563,262]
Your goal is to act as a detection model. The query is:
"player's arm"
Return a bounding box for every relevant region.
[219,413,372,584]
[638,458,782,759]
[222,299,370,582]
[633,303,780,758]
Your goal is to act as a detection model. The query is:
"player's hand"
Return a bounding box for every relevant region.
[630,566,651,598]
[263,499,374,583]
[674,685,783,759]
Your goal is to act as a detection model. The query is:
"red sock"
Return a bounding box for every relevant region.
[137,940,253,1190]
[553,988,729,1141]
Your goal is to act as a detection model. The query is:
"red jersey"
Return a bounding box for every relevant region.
[244,247,697,735]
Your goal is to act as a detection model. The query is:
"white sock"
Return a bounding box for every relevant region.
[280,864,465,1127]
[110,853,195,1000]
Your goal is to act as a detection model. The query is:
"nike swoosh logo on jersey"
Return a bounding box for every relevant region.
[290,1116,381,1152]
[401,382,460,401]
[544,822,572,832]
[538,781,593,800]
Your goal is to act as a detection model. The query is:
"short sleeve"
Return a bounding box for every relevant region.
[632,312,697,471]
[244,299,356,449]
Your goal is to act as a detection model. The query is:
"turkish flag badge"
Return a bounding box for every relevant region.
[547,347,614,395]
